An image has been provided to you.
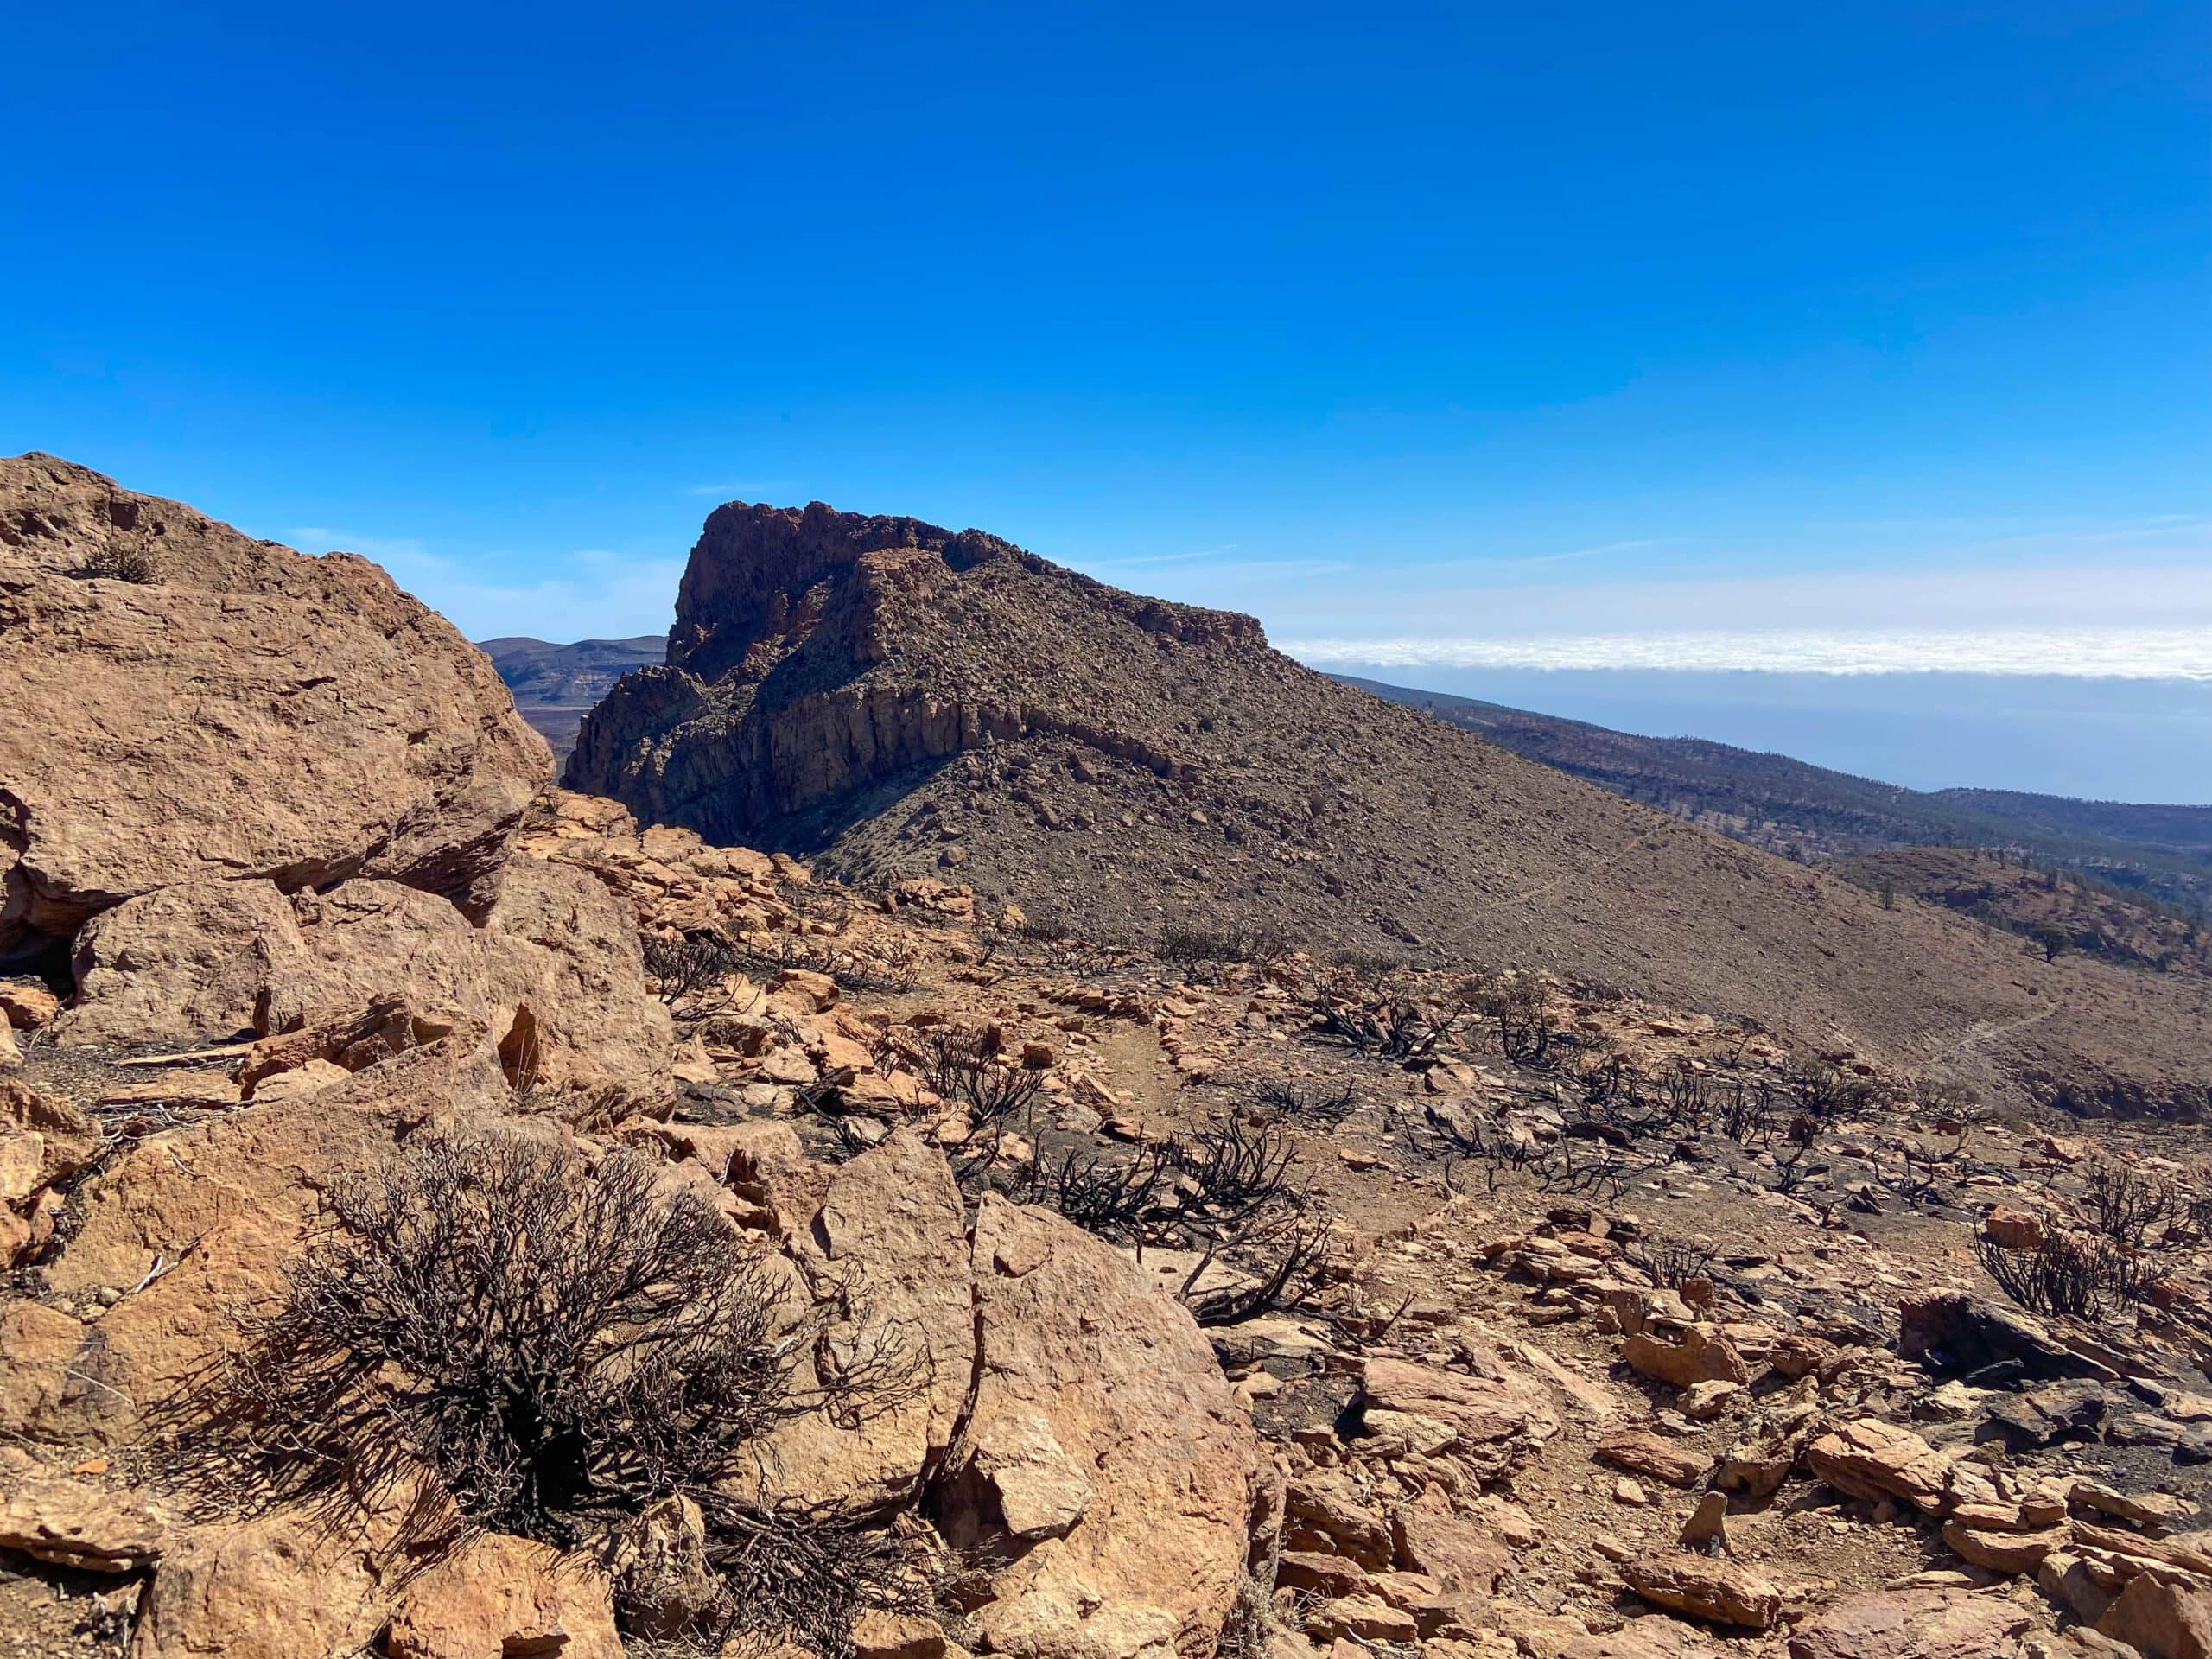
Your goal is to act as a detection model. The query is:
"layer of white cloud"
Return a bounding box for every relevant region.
[1282,627,2212,680]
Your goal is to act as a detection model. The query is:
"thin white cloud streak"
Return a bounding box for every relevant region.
[1281,628,2212,681]
[285,526,680,642]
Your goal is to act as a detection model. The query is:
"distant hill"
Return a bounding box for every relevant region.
[477,634,664,759]
[557,499,2212,1118]
[1340,675,2212,917]
[1833,846,2210,980]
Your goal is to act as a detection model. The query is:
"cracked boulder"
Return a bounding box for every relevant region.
[937,1194,1264,1659]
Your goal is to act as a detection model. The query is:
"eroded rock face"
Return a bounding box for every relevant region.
[756,1128,976,1516]
[59,867,671,1114]
[478,855,673,1102]
[0,453,549,951]
[383,1532,623,1659]
[127,1508,386,1659]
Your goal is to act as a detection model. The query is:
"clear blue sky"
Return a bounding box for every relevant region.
[4,4,2207,701]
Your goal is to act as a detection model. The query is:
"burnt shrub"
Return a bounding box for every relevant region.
[189,1126,919,1655]
[1974,1229,2135,1322]
[79,542,161,582]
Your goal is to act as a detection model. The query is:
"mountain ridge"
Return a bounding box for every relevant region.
[566,500,2212,1118]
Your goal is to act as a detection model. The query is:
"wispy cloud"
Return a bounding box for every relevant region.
[282,526,680,642]
[1517,537,1668,565]
[1281,628,2212,680]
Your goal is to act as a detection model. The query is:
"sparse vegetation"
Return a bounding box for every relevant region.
[78,542,161,582]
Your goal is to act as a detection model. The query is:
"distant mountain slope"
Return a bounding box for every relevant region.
[1833,847,2210,980]
[1935,789,2212,861]
[565,500,2212,1118]
[478,634,664,759]
[1340,676,2212,915]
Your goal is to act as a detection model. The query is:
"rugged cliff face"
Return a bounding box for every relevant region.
[567,501,1265,846]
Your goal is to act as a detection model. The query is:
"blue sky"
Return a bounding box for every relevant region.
[4,3,2208,786]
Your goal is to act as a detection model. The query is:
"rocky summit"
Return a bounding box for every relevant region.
[5,459,2212,1659]
[568,499,2212,1122]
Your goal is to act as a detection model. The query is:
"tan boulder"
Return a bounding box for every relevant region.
[246,1056,352,1104]
[1806,1420,1957,1515]
[1595,1431,1714,1489]
[0,983,60,1028]
[1357,1354,1562,1473]
[1561,1619,1726,1656]
[1621,1553,1781,1630]
[1389,1488,1512,1594]
[0,1446,168,1571]
[1786,1586,2032,1658]
[57,878,305,1043]
[0,1077,99,1188]
[1623,1325,1751,1389]
[127,1508,386,1659]
[948,1195,1263,1659]
[384,1532,622,1659]
[1937,1520,2067,1574]
[236,994,473,1090]
[269,880,493,1033]
[479,854,672,1102]
[0,454,548,953]
[1982,1208,2046,1251]
[1307,1592,1419,1642]
[1284,1469,1395,1569]
[2098,1571,2212,1659]
[0,1300,93,1442]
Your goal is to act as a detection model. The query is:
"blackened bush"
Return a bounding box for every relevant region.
[1248,1077,1361,1130]
[79,542,161,582]
[641,928,745,1007]
[194,1127,920,1652]
[1974,1230,2126,1322]
[1300,971,1459,1060]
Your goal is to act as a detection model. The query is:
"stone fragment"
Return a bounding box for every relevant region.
[1785,1586,2033,1659]
[1621,1553,1781,1630]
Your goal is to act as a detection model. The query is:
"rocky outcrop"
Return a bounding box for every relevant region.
[567,501,1263,852]
[567,493,2212,1116]
[0,453,549,953]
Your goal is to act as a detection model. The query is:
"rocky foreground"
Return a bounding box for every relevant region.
[3,455,2211,1659]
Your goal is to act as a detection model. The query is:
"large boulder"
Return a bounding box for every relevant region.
[0,453,549,952]
[943,1195,1264,1659]
[59,867,671,1112]
[383,1532,622,1659]
[60,879,306,1043]
[127,1508,387,1659]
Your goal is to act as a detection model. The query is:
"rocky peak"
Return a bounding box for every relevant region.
[669,500,1025,682]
